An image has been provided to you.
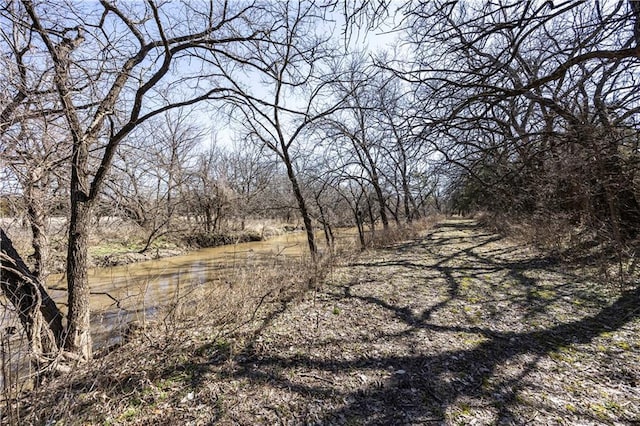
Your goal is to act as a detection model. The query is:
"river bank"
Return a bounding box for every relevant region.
[11,219,640,424]
[0,217,301,273]
[89,229,268,269]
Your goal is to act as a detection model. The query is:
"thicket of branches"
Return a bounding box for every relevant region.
[399,1,640,247]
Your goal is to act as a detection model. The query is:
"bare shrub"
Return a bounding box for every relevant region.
[477,212,640,290]
[12,249,337,424]
[477,212,575,252]
[365,216,442,249]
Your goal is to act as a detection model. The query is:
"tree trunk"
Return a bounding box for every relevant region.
[24,167,50,279]
[64,188,93,360]
[355,209,366,250]
[0,228,64,358]
[402,177,413,223]
[205,208,212,233]
[26,199,48,279]
[361,146,389,230]
[373,182,389,230]
[281,151,316,259]
[366,198,376,236]
[317,202,334,250]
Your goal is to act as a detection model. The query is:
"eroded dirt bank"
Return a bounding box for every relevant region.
[20,219,640,425]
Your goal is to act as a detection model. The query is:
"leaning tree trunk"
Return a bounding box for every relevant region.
[281,151,317,259]
[0,228,64,362]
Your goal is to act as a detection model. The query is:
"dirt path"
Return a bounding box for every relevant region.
[21,219,640,425]
[212,219,639,425]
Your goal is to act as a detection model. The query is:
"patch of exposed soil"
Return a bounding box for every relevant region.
[91,248,186,268]
[17,219,640,425]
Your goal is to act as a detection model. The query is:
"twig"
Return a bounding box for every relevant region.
[298,373,335,385]
[223,290,274,336]
[90,291,122,309]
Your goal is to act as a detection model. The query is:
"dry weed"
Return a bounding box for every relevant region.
[365,216,443,250]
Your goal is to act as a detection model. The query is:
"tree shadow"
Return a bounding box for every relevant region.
[212,219,640,424]
[47,220,637,424]
[291,284,639,424]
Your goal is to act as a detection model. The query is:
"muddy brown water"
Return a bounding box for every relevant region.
[0,230,353,388]
[46,230,347,348]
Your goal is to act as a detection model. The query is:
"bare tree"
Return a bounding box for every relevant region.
[1,0,270,363]
[397,0,640,239]
[186,144,232,234]
[1,0,71,282]
[217,141,278,230]
[219,0,351,259]
[105,110,203,252]
[322,54,395,230]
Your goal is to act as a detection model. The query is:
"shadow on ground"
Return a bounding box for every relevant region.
[221,220,640,424]
[17,220,639,425]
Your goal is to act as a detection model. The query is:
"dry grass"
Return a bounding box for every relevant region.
[10,254,325,425]
[7,218,640,425]
[364,216,445,250]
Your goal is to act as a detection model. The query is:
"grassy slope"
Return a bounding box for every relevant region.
[15,219,640,425]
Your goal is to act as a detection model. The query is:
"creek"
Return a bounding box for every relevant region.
[46,230,320,348]
[1,230,353,389]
